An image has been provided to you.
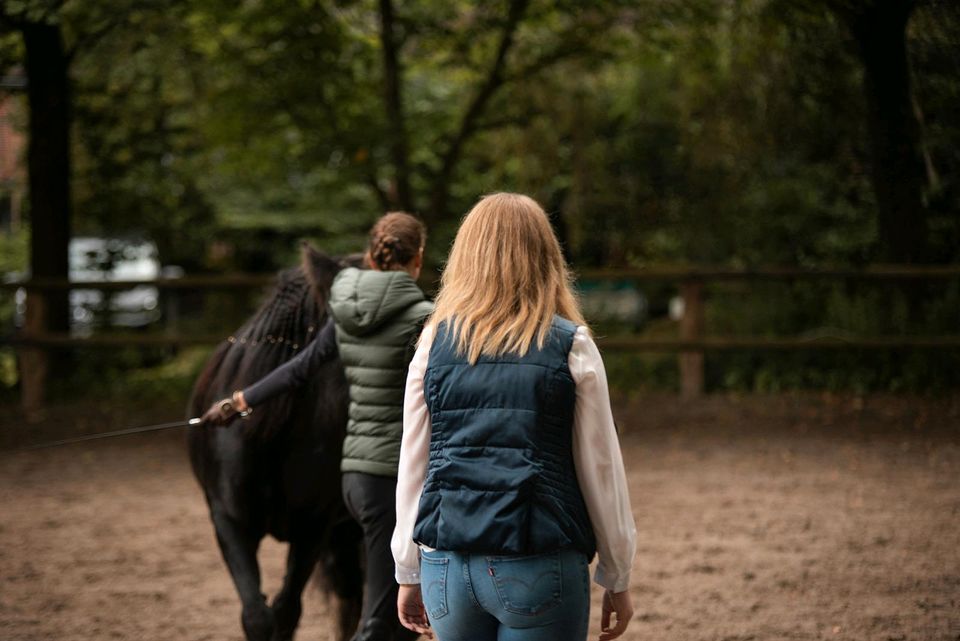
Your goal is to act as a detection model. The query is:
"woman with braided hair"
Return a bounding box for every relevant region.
[203,211,433,641]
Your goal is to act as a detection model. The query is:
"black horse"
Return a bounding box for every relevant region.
[188,245,363,641]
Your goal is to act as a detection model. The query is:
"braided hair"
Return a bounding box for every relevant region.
[367,211,426,271]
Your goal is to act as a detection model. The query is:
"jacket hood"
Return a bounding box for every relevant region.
[329,267,427,336]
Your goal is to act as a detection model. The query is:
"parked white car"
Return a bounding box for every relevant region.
[12,237,169,332]
[577,280,648,330]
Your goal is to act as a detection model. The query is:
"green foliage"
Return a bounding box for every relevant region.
[603,351,678,396]
[68,3,216,270]
[0,233,28,371]
[2,0,958,393]
[36,0,957,268]
[0,349,16,391]
[702,279,960,392]
[0,0,63,25]
[0,230,28,275]
[47,345,214,403]
[910,2,960,262]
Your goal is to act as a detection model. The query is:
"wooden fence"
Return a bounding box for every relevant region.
[2,265,959,408]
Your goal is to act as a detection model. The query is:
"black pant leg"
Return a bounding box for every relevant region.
[341,472,418,641]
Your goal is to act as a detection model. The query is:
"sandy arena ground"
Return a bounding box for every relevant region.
[1,393,958,641]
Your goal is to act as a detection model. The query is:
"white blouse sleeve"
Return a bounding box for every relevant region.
[570,326,637,592]
[391,323,435,585]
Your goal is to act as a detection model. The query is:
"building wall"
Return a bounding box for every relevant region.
[0,95,26,231]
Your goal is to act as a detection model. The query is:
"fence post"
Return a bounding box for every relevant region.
[164,288,180,343]
[20,288,49,412]
[679,279,704,398]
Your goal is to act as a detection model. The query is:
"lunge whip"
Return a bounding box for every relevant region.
[16,417,204,451]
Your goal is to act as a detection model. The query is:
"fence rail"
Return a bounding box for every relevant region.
[0,274,276,292]
[4,264,960,292]
[2,265,959,408]
[4,334,959,350]
[579,265,960,281]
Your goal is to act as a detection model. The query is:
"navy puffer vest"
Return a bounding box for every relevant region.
[413,316,596,557]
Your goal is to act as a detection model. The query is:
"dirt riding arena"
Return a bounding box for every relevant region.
[1,393,958,641]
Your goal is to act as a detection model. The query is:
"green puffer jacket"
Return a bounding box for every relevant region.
[329,267,434,476]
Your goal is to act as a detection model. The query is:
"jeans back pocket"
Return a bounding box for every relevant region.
[487,551,562,616]
[420,553,449,620]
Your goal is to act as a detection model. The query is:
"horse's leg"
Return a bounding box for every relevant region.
[270,535,324,641]
[211,508,274,641]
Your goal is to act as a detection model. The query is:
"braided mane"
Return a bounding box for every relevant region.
[189,244,344,441]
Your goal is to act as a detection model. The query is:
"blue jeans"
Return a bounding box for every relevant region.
[419,548,591,641]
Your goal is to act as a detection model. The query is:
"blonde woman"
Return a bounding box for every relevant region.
[391,193,636,641]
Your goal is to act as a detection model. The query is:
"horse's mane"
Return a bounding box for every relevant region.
[189,244,345,441]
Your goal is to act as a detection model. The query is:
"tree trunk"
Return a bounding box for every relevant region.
[425,0,530,227]
[849,2,927,263]
[378,0,413,212]
[23,20,71,333]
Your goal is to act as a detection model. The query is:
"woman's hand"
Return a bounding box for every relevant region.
[200,391,248,426]
[599,589,633,641]
[200,398,237,425]
[397,584,432,638]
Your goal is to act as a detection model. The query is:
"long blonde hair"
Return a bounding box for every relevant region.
[429,192,587,364]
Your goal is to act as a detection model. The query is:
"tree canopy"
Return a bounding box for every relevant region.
[1,0,959,395]
[1,0,957,271]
